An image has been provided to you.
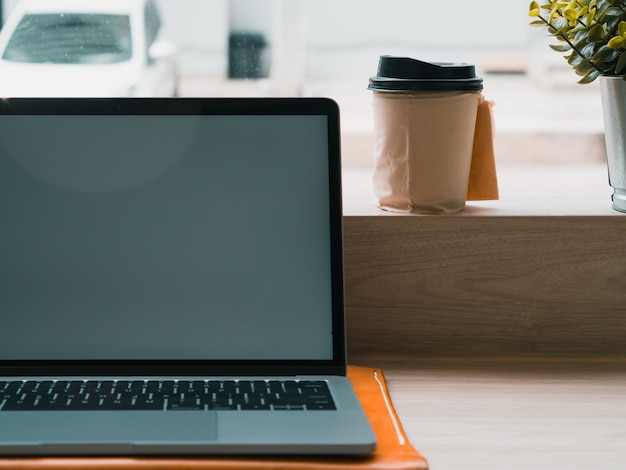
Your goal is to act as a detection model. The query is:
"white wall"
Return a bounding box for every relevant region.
[156,0,229,76]
[299,0,532,78]
[229,0,272,32]
[157,0,535,78]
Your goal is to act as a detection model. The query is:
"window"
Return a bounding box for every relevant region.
[0,0,607,200]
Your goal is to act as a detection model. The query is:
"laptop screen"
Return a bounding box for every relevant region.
[0,99,342,367]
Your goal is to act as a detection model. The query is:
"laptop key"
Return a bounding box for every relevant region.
[1,382,22,399]
[273,404,306,411]
[133,396,165,410]
[240,403,271,410]
[306,402,336,410]
[167,401,203,411]
[2,398,35,411]
[208,404,239,410]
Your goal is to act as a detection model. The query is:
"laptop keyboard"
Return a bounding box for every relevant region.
[0,379,336,411]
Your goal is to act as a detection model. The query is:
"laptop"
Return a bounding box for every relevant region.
[0,97,377,456]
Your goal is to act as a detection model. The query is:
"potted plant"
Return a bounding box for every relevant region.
[529,0,626,211]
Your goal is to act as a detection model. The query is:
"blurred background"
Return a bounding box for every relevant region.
[0,0,609,202]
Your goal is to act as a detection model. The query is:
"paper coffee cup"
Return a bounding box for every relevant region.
[369,56,483,213]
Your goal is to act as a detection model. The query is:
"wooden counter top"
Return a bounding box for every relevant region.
[352,356,626,470]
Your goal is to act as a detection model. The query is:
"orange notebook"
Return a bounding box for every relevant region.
[0,366,428,470]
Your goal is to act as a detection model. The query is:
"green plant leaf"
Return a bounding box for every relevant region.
[550,42,573,51]
[586,7,597,27]
[608,35,626,48]
[574,59,597,74]
[581,41,598,58]
[568,51,584,66]
[588,23,606,41]
[606,7,623,16]
[592,44,620,62]
[551,16,570,31]
[616,51,626,74]
[605,16,622,31]
[563,7,580,20]
[574,28,590,45]
[597,2,610,20]
[578,68,601,83]
[529,1,542,16]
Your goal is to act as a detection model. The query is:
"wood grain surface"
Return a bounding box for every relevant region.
[352,356,626,470]
[343,209,626,356]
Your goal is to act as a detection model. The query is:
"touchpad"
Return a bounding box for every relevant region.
[2,411,218,445]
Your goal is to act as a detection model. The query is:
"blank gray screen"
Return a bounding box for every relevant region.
[0,114,334,360]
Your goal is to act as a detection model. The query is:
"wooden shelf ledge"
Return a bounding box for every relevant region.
[344,196,622,217]
[342,197,626,357]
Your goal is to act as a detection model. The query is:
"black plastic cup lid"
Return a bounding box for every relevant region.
[368,56,483,92]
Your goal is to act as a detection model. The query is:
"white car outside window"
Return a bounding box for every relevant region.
[0,0,178,97]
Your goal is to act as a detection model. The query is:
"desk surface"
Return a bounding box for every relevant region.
[355,356,626,470]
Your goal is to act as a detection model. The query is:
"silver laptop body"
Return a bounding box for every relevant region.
[0,98,376,456]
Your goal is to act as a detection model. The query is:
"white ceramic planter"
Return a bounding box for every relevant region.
[600,76,626,213]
